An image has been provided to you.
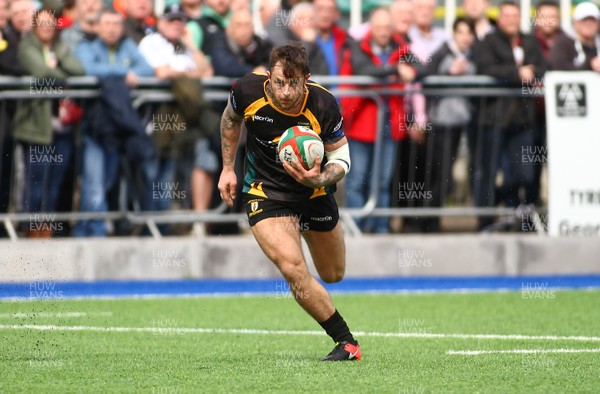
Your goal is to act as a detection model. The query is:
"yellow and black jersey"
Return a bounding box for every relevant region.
[230,72,345,202]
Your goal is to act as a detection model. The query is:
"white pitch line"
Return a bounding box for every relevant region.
[0,324,600,342]
[0,312,113,319]
[448,348,600,355]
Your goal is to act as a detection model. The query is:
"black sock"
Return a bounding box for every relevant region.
[318,309,357,345]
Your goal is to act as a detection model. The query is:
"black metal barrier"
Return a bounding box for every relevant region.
[0,75,547,239]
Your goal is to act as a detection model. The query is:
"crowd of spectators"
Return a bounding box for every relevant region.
[0,0,599,237]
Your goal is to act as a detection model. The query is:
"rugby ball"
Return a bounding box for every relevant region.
[278,126,324,170]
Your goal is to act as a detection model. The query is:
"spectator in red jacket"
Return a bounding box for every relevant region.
[340,8,424,233]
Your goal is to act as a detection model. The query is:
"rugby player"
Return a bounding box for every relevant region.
[217,43,359,361]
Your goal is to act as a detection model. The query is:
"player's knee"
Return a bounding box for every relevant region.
[321,266,345,283]
[277,257,309,284]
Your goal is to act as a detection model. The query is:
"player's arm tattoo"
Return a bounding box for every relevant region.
[220,101,243,170]
[317,163,345,188]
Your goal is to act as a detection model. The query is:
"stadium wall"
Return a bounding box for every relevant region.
[0,235,599,282]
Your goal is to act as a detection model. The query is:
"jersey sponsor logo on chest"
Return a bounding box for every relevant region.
[252,115,274,123]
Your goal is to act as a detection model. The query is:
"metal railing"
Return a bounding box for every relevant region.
[0,75,547,239]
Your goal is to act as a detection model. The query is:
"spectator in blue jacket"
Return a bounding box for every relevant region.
[73,8,154,237]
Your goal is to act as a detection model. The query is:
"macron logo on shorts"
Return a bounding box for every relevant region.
[311,216,333,222]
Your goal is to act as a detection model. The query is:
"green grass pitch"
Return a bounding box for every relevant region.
[1,290,599,393]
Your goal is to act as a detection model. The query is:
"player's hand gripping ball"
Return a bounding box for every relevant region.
[278,126,324,170]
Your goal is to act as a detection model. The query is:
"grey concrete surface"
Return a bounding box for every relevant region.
[0,235,598,282]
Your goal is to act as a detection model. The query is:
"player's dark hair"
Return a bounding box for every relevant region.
[269,43,310,78]
[453,16,476,35]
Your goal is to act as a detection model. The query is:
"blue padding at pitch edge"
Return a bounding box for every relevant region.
[1,275,599,299]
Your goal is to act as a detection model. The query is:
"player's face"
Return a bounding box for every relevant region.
[267,63,308,112]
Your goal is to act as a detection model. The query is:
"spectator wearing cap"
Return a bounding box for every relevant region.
[210,8,271,77]
[139,4,212,79]
[473,1,547,230]
[138,4,214,226]
[549,1,600,72]
[73,8,154,237]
